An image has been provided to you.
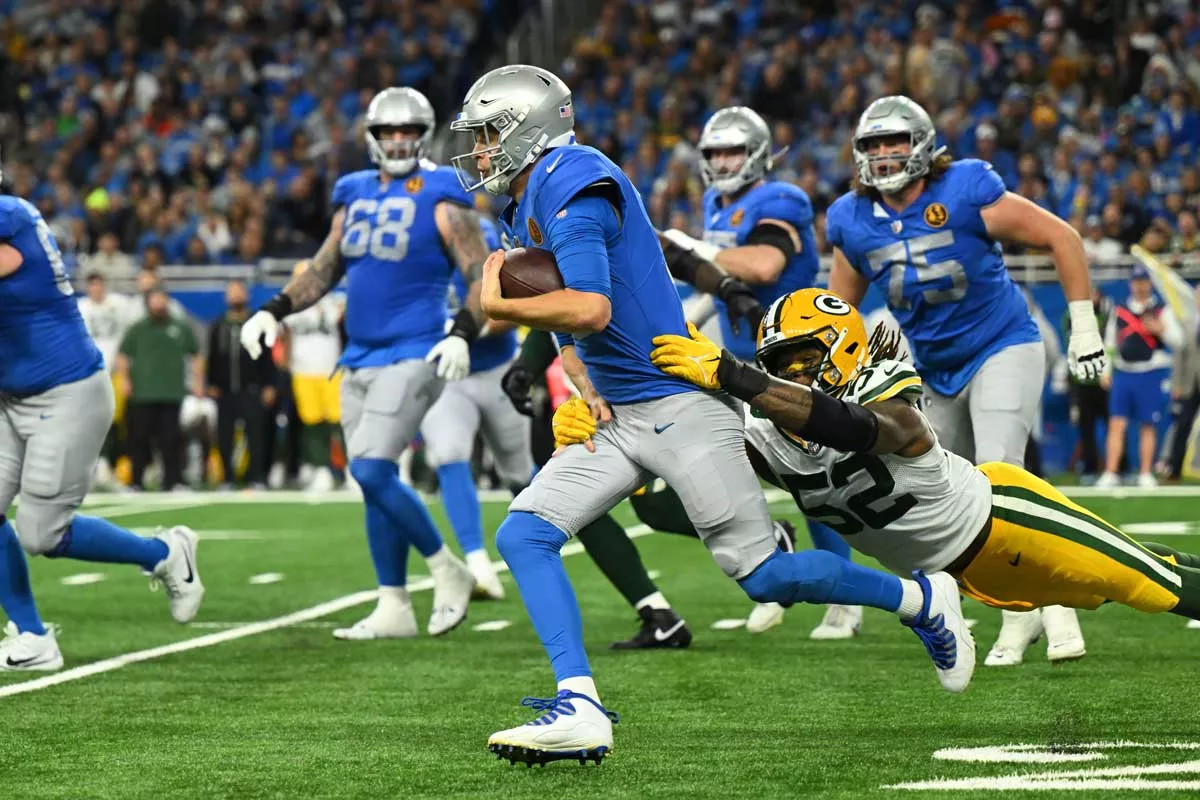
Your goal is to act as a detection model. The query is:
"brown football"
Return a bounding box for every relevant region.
[500,247,565,299]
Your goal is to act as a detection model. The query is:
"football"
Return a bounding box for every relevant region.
[499,247,565,298]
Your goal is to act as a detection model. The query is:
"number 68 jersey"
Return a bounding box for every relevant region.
[744,359,992,575]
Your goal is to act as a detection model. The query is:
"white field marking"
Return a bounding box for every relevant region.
[248,573,284,585]
[60,573,106,586]
[889,743,1200,792]
[188,621,338,630]
[711,618,746,630]
[472,620,512,632]
[1124,521,1194,536]
[0,524,658,699]
[128,528,269,541]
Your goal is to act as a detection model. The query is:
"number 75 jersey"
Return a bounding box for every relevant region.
[744,359,992,575]
[825,159,1039,396]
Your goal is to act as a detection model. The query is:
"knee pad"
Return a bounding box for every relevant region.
[348,458,399,498]
[14,503,72,557]
[737,549,843,605]
[495,511,567,566]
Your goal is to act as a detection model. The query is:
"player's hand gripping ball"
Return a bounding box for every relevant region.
[499,247,565,298]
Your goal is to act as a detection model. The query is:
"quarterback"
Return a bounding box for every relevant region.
[645,289,1200,634]
[826,95,1108,666]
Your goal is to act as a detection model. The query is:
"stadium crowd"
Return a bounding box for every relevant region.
[2,0,1200,490]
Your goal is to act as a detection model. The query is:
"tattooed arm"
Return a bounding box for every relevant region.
[435,201,488,322]
[279,208,347,313]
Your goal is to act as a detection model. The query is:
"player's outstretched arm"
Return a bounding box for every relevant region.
[827,248,869,307]
[649,324,932,456]
[434,201,488,324]
[980,192,1107,382]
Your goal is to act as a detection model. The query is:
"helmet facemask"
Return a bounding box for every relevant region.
[365,124,430,176]
[852,128,937,195]
[758,327,857,399]
[700,140,769,195]
[450,112,521,195]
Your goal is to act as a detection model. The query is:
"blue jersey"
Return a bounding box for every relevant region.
[702,180,819,359]
[826,159,1039,395]
[0,197,103,395]
[333,162,472,368]
[500,145,694,404]
[450,216,517,373]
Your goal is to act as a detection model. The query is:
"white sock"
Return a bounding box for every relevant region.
[558,676,600,704]
[376,585,411,615]
[425,545,456,573]
[634,591,669,611]
[896,579,925,622]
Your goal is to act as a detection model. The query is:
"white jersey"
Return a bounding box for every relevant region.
[286,292,345,376]
[77,293,138,371]
[745,359,992,575]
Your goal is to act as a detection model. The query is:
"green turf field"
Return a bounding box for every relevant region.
[3,488,1199,799]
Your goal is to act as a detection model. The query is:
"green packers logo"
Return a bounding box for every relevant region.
[730,209,745,226]
[527,217,544,245]
[405,175,424,194]
[924,202,948,228]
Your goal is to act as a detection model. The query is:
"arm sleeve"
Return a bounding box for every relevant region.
[825,205,845,251]
[330,175,355,211]
[967,161,1007,208]
[542,194,616,297]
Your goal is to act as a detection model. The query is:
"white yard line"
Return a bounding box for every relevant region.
[0,524,654,699]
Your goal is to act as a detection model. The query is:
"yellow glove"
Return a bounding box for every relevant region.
[551,397,597,449]
[650,321,723,389]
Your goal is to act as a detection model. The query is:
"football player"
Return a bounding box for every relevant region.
[241,87,481,640]
[452,64,973,766]
[645,288,1200,643]
[419,208,530,600]
[826,96,1108,667]
[0,177,203,672]
[658,107,856,637]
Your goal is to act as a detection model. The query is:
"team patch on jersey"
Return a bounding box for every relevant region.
[527,217,544,245]
[405,175,424,194]
[730,209,745,226]
[846,359,923,407]
[923,202,948,228]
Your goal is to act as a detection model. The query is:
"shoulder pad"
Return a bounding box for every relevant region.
[331,170,374,208]
[845,360,923,407]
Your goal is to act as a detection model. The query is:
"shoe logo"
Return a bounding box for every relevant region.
[545,152,565,174]
[182,545,195,584]
[5,655,42,668]
[39,413,51,420]
[653,620,686,641]
[1009,552,1021,567]
[654,422,675,434]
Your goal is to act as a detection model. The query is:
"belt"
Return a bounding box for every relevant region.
[946,513,993,577]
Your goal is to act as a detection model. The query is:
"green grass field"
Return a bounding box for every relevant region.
[3,488,1199,799]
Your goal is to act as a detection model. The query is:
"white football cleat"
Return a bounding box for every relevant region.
[984,609,1044,666]
[903,571,976,693]
[489,690,618,766]
[428,555,475,636]
[467,549,505,600]
[1094,472,1121,489]
[0,622,63,672]
[1136,472,1158,489]
[333,603,418,640]
[810,604,863,640]
[307,467,336,493]
[1042,605,1087,663]
[746,602,786,633]
[150,526,205,623]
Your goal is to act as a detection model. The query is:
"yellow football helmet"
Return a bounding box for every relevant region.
[755,288,870,397]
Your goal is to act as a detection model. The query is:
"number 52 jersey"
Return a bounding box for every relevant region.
[744,359,992,575]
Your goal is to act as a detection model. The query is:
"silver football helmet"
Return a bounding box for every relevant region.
[364,87,436,176]
[698,106,773,195]
[449,65,576,195]
[852,96,942,195]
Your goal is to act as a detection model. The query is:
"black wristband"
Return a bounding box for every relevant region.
[448,308,480,344]
[261,294,294,321]
[716,350,770,402]
[801,389,880,452]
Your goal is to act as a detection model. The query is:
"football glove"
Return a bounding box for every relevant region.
[1066,300,1108,383]
[650,322,723,389]
[426,335,471,381]
[240,310,280,360]
[501,360,536,417]
[661,228,720,263]
[717,275,764,337]
[552,397,597,449]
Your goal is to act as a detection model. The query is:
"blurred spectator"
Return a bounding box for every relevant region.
[205,279,277,490]
[117,287,200,491]
[1082,214,1124,262]
[1098,267,1183,489]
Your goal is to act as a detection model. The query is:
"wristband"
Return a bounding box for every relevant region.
[448,308,480,344]
[261,294,294,321]
[715,350,770,402]
[1068,300,1099,335]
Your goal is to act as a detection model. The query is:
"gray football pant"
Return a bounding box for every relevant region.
[341,360,444,461]
[921,341,1046,468]
[0,370,114,555]
[510,390,776,579]
[420,360,533,487]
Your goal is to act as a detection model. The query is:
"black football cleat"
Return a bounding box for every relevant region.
[610,606,692,650]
